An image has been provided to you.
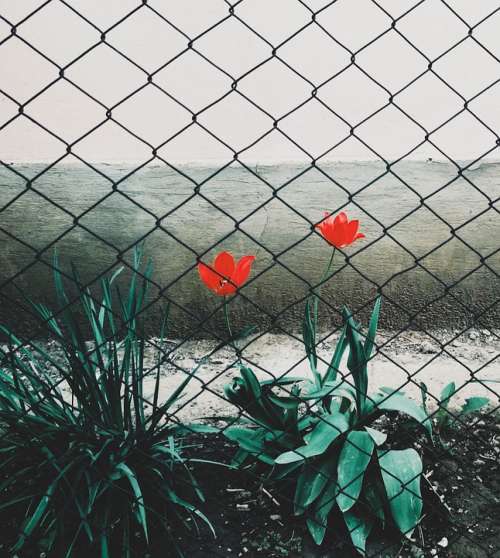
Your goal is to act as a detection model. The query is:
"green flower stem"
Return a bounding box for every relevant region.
[312,248,336,334]
[223,296,239,360]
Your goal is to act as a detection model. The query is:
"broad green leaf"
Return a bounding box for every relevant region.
[344,510,373,556]
[303,459,336,508]
[294,466,317,515]
[240,366,262,399]
[276,414,349,464]
[306,381,356,406]
[364,296,381,361]
[268,394,301,410]
[323,326,348,385]
[306,478,338,545]
[461,396,489,415]
[376,391,432,436]
[223,428,275,465]
[377,449,423,538]
[274,461,302,480]
[303,413,348,445]
[303,298,320,385]
[343,307,368,415]
[439,382,456,409]
[284,384,301,433]
[232,449,249,468]
[364,426,387,446]
[337,431,375,512]
[302,385,339,400]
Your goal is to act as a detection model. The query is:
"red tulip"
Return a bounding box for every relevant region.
[315,211,365,249]
[198,251,255,296]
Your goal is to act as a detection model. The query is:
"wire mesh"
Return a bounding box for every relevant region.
[0,1,499,556]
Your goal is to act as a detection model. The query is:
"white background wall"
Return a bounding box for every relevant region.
[0,0,499,163]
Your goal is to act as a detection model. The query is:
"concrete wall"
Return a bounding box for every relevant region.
[1,160,499,337]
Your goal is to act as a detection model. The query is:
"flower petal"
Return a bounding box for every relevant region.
[334,212,347,227]
[218,282,237,296]
[232,255,256,288]
[214,251,235,279]
[198,262,220,292]
[315,220,328,238]
[330,221,346,248]
[345,219,360,244]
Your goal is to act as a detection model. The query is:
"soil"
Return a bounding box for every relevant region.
[1,413,499,557]
[176,414,500,558]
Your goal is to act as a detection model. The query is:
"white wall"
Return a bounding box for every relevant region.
[0,0,499,163]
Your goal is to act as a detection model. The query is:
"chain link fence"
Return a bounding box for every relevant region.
[0,1,499,556]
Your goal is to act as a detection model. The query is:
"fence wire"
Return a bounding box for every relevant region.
[0,1,499,557]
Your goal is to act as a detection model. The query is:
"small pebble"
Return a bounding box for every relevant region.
[438,537,448,548]
[430,549,437,556]
[469,331,479,340]
[421,341,438,354]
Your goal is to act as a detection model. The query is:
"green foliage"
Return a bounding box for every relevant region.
[0,247,214,556]
[224,297,430,554]
[420,381,489,436]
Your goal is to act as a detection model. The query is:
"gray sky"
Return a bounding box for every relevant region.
[0,0,499,163]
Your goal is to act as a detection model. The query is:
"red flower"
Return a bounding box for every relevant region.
[315,211,365,248]
[198,251,255,296]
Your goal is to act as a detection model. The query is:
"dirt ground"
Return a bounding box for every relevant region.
[178,413,500,558]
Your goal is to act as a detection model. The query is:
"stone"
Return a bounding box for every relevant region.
[421,341,438,354]
[438,537,449,548]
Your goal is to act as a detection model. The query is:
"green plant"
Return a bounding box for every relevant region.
[224,298,432,555]
[0,247,215,557]
[420,381,489,435]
